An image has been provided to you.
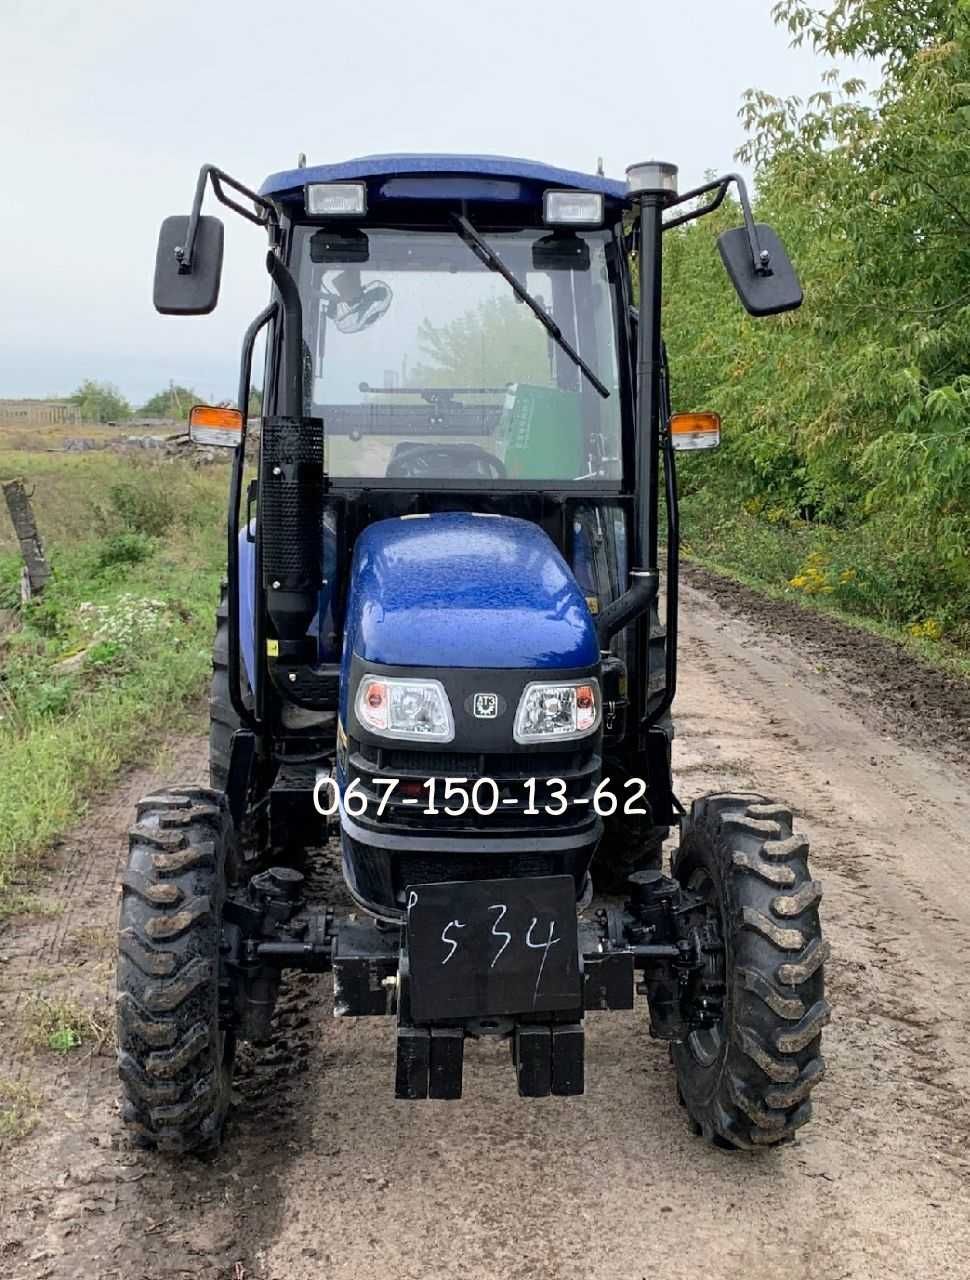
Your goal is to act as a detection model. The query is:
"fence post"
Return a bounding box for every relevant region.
[1,478,52,600]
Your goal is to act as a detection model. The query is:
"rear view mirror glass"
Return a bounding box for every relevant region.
[153,214,225,315]
[717,224,802,317]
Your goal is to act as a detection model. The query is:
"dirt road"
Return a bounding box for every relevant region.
[1,568,969,1280]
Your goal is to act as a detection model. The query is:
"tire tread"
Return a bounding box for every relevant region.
[671,793,828,1151]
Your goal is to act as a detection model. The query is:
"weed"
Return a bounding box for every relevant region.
[104,474,176,538]
[23,994,113,1054]
[29,678,76,718]
[84,639,125,669]
[0,1079,41,1144]
[908,618,944,641]
[95,531,154,571]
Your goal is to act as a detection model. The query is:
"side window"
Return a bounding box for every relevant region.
[572,503,624,615]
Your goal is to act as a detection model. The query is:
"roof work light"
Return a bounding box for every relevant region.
[305,182,367,217]
[543,190,604,226]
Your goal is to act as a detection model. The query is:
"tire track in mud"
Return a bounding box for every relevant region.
[1,574,969,1279]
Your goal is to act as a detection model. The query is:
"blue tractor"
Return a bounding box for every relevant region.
[118,154,829,1154]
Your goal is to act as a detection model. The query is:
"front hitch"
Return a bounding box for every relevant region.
[219,865,722,1097]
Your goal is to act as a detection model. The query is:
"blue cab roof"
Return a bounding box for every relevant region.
[259,153,628,203]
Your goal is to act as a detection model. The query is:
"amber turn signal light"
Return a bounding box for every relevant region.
[189,404,243,448]
[669,411,721,452]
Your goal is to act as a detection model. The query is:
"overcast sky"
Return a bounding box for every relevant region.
[0,0,844,407]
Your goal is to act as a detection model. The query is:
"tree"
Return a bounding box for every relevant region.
[68,380,132,423]
[138,384,203,420]
[410,296,551,387]
[662,0,970,641]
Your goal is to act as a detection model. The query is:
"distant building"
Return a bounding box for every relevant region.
[0,398,82,425]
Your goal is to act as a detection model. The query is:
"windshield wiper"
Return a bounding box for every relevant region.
[450,213,610,400]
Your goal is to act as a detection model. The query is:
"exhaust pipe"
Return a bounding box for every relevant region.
[260,252,324,652]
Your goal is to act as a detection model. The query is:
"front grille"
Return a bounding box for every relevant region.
[347,738,600,833]
[342,830,591,912]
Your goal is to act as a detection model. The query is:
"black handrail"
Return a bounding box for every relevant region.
[226,300,278,731]
[265,252,305,417]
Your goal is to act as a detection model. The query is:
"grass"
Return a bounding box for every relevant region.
[22,994,113,1054]
[0,419,181,453]
[0,449,228,911]
[678,484,970,680]
[0,1079,42,1144]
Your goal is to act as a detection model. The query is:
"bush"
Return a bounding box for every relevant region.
[94,531,154,571]
[27,679,75,719]
[104,473,176,537]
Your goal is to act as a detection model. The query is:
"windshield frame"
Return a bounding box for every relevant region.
[274,217,634,495]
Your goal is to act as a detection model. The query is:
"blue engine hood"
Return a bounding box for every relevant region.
[343,513,598,670]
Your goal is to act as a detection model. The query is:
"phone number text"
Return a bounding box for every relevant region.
[313,776,650,819]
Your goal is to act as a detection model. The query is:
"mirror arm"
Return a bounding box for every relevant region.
[177,163,280,275]
[660,172,772,276]
[661,175,731,231]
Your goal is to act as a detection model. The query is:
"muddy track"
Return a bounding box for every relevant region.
[1,571,969,1279]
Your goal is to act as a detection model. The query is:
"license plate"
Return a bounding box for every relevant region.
[405,875,580,1024]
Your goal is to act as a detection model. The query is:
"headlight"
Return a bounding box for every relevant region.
[513,679,600,744]
[355,675,454,742]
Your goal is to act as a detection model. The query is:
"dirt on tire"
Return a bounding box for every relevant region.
[1,568,969,1279]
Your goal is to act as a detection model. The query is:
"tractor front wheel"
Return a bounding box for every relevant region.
[671,792,830,1149]
[116,787,236,1155]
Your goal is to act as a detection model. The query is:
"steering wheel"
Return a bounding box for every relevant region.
[385,442,508,480]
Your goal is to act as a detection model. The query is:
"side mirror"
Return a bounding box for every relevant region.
[717,224,802,317]
[153,215,225,315]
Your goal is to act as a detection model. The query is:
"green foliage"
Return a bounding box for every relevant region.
[94,531,154,571]
[666,0,970,647]
[84,640,124,668]
[103,474,177,537]
[0,453,227,910]
[411,296,549,386]
[138,384,203,420]
[23,995,110,1054]
[68,379,131,423]
[0,554,20,610]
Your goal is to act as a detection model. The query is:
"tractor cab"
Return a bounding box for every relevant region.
[121,153,827,1155]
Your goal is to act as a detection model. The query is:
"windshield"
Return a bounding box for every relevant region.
[292,225,622,483]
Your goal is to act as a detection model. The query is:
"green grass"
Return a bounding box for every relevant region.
[679,484,970,679]
[0,451,228,911]
[22,994,113,1054]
